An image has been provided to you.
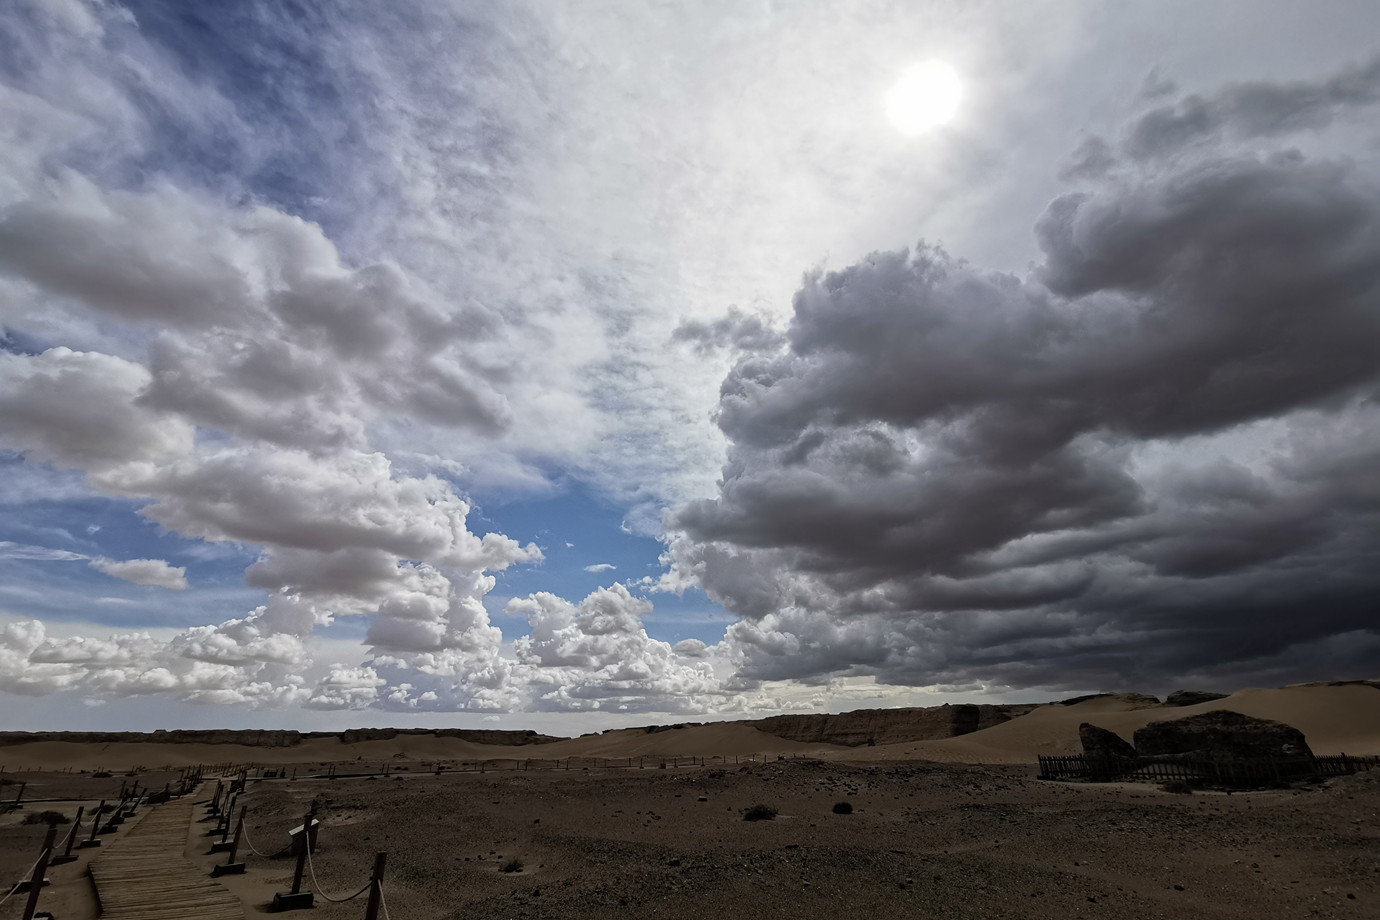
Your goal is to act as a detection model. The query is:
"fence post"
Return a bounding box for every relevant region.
[21,822,57,920]
[362,851,388,920]
[211,806,248,876]
[82,800,105,847]
[270,808,316,910]
[51,806,83,865]
[292,809,312,894]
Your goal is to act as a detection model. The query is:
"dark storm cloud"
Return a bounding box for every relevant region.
[670,63,1380,691]
[1125,53,1380,160]
[671,306,784,356]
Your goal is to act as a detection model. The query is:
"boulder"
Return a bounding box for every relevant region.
[1164,690,1228,707]
[1133,710,1313,760]
[1079,723,1138,759]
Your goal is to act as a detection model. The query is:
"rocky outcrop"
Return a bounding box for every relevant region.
[0,729,305,747]
[1057,692,1161,708]
[1164,690,1228,707]
[0,727,561,748]
[750,703,1038,747]
[1133,710,1313,760]
[1079,723,1137,759]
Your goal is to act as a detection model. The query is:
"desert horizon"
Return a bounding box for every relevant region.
[4,679,1380,769]
[6,2,1380,917]
[4,679,1378,919]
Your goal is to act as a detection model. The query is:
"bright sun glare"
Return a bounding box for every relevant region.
[885,61,962,135]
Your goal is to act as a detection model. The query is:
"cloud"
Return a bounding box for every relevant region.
[0,347,195,472]
[305,664,385,710]
[672,306,784,356]
[509,585,721,712]
[1124,53,1380,161]
[0,540,86,562]
[0,607,316,706]
[89,557,188,590]
[583,563,617,573]
[667,58,1380,692]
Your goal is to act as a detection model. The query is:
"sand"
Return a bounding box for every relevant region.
[878,684,1380,763]
[2,682,1377,919]
[7,759,1369,920]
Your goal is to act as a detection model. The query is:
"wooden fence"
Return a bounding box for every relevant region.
[1038,752,1379,786]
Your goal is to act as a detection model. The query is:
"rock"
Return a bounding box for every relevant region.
[1133,710,1313,759]
[1164,690,1228,707]
[750,703,1038,747]
[1079,723,1137,759]
[0,727,562,749]
[1058,692,1161,707]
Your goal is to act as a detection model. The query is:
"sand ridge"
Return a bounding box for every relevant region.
[0,683,1375,772]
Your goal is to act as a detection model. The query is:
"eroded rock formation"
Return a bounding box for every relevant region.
[750,703,1038,747]
[1132,710,1313,760]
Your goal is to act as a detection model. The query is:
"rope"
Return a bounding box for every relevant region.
[58,814,81,852]
[304,842,372,903]
[238,822,271,858]
[379,880,391,920]
[0,847,50,908]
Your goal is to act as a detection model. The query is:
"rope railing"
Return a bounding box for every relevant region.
[58,813,81,850]
[0,846,50,908]
[304,842,373,903]
[237,820,272,858]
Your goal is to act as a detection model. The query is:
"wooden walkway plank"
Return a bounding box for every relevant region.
[90,794,244,920]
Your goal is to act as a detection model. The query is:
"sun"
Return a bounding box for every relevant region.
[885,61,963,135]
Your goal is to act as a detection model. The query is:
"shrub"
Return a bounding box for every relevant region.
[742,803,777,822]
[500,857,524,873]
[23,810,70,825]
[1160,779,1193,795]
[832,801,853,815]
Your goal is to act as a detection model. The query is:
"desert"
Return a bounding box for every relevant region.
[2,682,1377,920]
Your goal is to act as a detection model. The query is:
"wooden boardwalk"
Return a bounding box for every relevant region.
[89,795,244,920]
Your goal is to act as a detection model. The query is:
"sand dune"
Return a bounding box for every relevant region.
[540,722,850,759]
[875,683,1380,762]
[1,683,1374,771]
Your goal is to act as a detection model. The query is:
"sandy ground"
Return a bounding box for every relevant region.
[2,762,1376,920]
[2,683,1377,918]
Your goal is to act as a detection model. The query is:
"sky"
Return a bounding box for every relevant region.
[2,0,1379,733]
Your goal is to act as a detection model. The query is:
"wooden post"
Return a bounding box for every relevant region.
[220,793,238,842]
[12,781,25,809]
[363,852,387,920]
[290,809,312,894]
[21,823,57,920]
[51,806,83,864]
[211,805,248,875]
[83,800,105,846]
[229,806,245,862]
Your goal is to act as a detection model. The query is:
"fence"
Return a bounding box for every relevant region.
[1038,752,1379,785]
[0,770,204,920]
[208,792,390,918]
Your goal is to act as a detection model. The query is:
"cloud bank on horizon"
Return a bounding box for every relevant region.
[1,0,1378,726]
